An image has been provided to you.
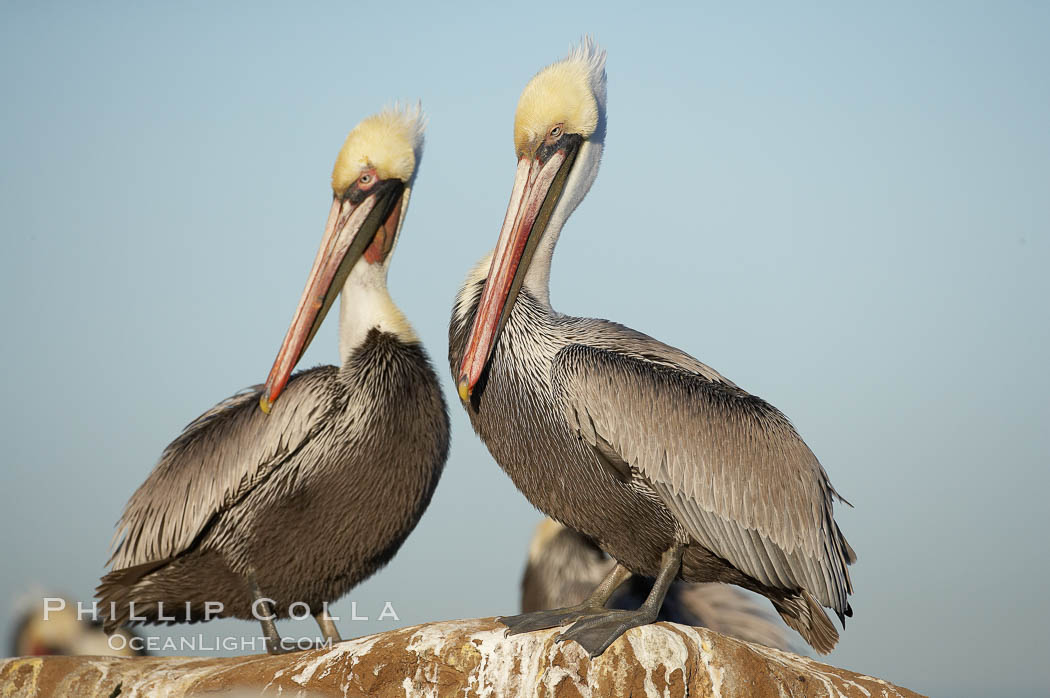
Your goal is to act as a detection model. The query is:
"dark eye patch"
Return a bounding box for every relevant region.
[537,132,583,164]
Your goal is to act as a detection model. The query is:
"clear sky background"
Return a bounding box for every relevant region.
[2,2,1047,696]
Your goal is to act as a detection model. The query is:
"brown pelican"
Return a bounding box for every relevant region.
[450,40,855,657]
[97,105,449,654]
[521,519,789,650]
[10,596,145,658]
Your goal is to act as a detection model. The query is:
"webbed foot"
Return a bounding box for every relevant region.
[556,608,658,657]
[498,604,608,635]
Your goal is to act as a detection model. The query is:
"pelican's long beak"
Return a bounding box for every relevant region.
[457,138,581,402]
[260,180,406,413]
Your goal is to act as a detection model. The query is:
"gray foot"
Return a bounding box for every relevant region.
[556,608,657,657]
[265,637,296,655]
[498,604,609,636]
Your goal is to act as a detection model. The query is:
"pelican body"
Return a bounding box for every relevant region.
[450,41,855,656]
[521,519,789,651]
[98,106,448,653]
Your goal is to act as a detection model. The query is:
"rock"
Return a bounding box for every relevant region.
[0,617,922,697]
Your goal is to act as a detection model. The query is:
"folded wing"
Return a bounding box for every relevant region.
[108,366,339,570]
[552,345,854,617]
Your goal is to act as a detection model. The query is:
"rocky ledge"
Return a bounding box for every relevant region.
[0,616,922,697]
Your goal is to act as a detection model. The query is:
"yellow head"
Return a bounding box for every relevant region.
[331,103,425,195]
[513,38,607,157]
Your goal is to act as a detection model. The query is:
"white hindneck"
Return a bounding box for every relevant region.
[522,138,603,309]
[338,258,417,362]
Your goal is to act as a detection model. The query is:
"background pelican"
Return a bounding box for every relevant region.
[450,40,854,657]
[97,105,449,653]
[9,595,145,658]
[521,519,789,651]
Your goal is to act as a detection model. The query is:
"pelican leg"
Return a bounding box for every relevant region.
[246,572,288,655]
[557,542,685,657]
[499,562,633,635]
[314,608,342,645]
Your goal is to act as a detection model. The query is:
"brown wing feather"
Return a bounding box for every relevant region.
[552,344,854,616]
[107,367,339,570]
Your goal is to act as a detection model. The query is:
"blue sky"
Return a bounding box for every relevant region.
[1,2,1047,695]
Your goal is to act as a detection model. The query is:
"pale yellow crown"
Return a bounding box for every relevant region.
[514,38,607,156]
[331,103,425,195]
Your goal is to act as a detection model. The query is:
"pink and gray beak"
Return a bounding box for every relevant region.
[457,136,581,403]
[260,180,405,413]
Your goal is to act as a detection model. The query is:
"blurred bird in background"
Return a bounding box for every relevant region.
[521,519,789,651]
[9,595,145,658]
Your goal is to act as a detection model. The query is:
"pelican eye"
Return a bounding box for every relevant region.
[549,126,562,139]
[358,172,374,186]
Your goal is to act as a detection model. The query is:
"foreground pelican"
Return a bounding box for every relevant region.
[98,105,448,653]
[450,41,855,656]
[521,520,789,650]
